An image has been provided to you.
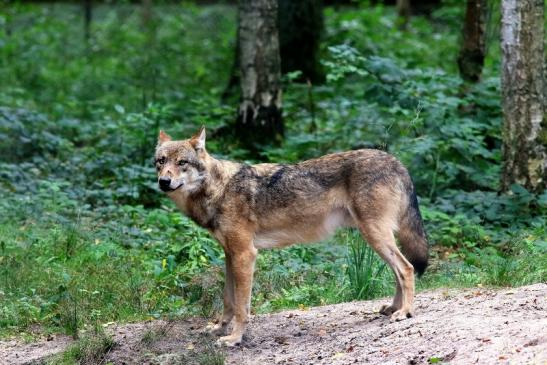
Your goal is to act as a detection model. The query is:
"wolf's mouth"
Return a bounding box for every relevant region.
[161,183,183,193]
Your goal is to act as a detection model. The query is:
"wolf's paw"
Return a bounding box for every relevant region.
[390,309,413,322]
[379,304,399,316]
[217,334,242,347]
[209,323,228,336]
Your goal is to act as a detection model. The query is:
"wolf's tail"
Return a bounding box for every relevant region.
[397,181,429,276]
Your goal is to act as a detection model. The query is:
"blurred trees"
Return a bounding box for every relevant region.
[396,0,410,28]
[278,0,324,83]
[370,0,441,15]
[500,0,546,192]
[142,0,152,27]
[457,0,487,82]
[235,0,283,151]
[83,0,92,40]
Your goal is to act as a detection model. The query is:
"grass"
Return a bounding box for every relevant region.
[344,230,389,300]
[0,208,545,339]
[196,341,226,365]
[0,221,145,336]
[48,329,115,365]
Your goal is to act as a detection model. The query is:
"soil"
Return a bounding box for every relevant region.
[1,283,545,365]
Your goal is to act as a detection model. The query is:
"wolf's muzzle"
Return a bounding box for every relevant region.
[159,177,172,192]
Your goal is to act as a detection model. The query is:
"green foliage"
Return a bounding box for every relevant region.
[323,3,461,73]
[0,189,223,336]
[344,230,389,300]
[253,242,347,311]
[0,3,235,120]
[419,229,546,290]
[321,44,502,194]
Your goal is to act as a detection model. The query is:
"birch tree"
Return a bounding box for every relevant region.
[500,0,546,191]
[235,0,283,151]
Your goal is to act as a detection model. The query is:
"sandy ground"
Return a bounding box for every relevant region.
[1,283,545,365]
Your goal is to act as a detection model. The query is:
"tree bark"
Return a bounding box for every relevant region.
[235,0,283,152]
[457,0,487,82]
[500,0,546,192]
[224,0,324,101]
[142,0,153,28]
[278,0,324,83]
[396,0,411,29]
[83,0,92,41]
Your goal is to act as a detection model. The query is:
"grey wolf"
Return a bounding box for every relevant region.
[154,127,428,346]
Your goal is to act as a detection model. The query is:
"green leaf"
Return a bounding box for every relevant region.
[510,184,528,195]
[114,104,125,114]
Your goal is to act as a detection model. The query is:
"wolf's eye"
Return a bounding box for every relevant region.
[178,160,188,166]
[157,157,166,165]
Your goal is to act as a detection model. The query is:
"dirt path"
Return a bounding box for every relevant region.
[1,283,545,364]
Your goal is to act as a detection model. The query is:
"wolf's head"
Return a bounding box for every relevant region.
[154,127,210,193]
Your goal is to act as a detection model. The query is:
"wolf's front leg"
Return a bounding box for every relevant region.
[211,252,235,336]
[218,247,257,346]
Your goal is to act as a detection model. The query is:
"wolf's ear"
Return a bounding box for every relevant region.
[190,126,206,151]
[158,130,172,145]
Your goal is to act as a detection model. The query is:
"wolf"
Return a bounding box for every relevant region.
[154,127,428,346]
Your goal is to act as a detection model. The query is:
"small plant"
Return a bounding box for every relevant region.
[344,230,388,300]
[195,334,226,365]
[62,224,83,259]
[140,320,175,347]
[54,283,80,339]
[197,348,225,365]
[55,329,115,365]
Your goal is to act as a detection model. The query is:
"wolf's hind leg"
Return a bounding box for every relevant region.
[379,279,402,315]
[359,221,415,321]
[211,252,235,336]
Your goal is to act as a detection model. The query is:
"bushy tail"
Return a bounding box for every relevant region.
[398,183,429,276]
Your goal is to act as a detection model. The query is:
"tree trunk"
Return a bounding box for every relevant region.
[500,0,546,192]
[457,0,487,82]
[278,0,324,83]
[396,0,411,29]
[140,0,156,109]
[223,0,324,101]
[83,0,92,41]
[235,0,283,152]
[142,0,152,28]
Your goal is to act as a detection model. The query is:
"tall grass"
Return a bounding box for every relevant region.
[344,230,390,300]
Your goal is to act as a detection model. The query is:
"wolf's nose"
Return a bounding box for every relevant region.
[159,177,171,191]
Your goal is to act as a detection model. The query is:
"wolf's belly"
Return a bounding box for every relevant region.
[253,208,355,249]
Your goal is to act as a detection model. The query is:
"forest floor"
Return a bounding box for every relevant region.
[1,283,545,365]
